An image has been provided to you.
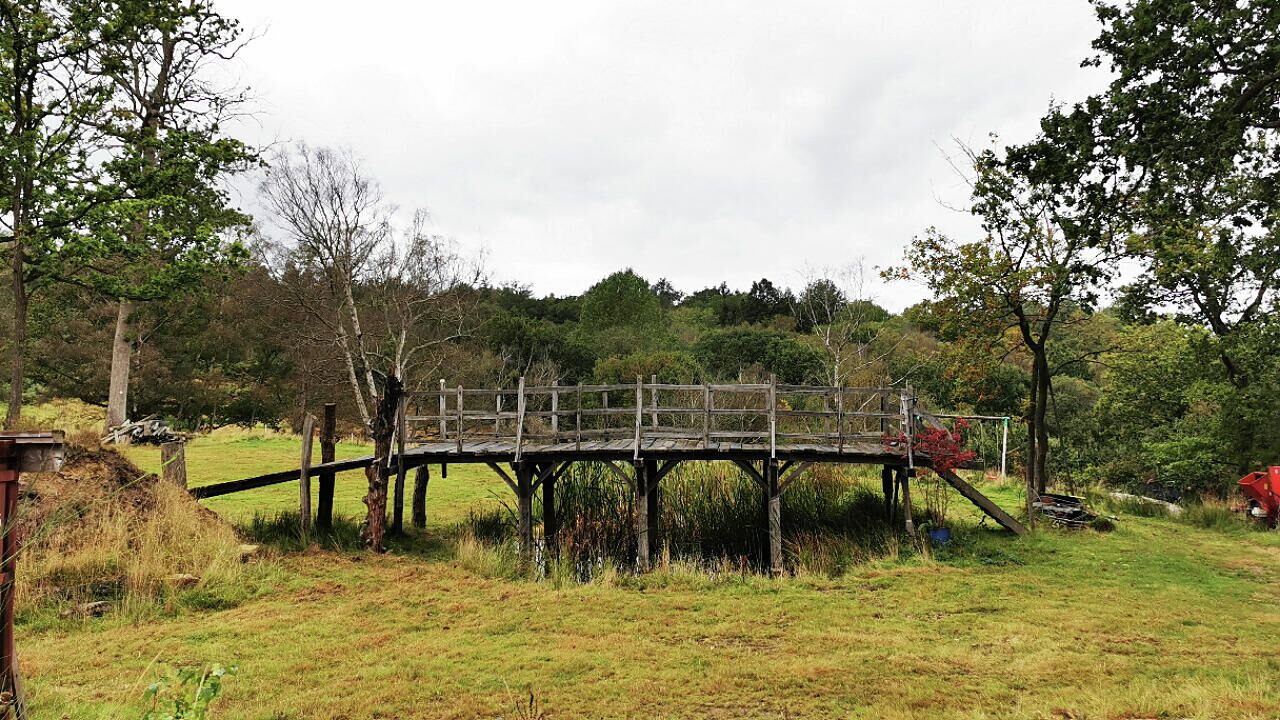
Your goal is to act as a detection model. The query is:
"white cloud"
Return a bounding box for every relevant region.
[225,0,1106,310]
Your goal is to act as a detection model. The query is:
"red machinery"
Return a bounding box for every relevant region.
[1239,466,1280,528]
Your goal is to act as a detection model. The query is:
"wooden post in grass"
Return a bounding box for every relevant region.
[316,403,337,530]
[516,462,534,564]
[411,464,429,529]
[897,466,915,537]
[298,414,314,532]
[160,441,186,489]
[881,465,895,522]
[634,459,649,572]
[645,457,659,561]
[767,459,782,576]
[542,462,557,554]
[392,395,407,533]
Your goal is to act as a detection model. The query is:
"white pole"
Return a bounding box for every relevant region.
[1000,416,1009,482]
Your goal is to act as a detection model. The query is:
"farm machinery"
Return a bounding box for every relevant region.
[1239,466,1280,528]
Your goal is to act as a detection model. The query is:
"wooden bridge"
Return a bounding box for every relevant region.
[194,380,1026,574]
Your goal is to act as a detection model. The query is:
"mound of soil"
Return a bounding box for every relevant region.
[17,443,160,538]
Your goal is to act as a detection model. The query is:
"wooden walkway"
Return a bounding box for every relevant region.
[192,380,1027,574]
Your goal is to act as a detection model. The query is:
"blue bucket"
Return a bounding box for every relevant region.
[928,527,952,545]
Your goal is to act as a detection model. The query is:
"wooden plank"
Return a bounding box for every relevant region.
[515,377,526,461]
[935,468,1028,535]
[486,462,518,493]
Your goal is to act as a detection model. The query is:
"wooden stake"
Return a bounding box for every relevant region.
[317,403,336,530]
[160,441,186,489]
[898,466,915,537]
[299,414,314,532]
[392,395,407,533]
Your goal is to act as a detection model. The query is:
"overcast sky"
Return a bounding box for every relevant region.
[223,1,1107,311]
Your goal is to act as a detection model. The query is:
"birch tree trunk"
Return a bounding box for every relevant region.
[104,300,135,431]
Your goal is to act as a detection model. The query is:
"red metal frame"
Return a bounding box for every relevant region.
[1239,466,1280,527]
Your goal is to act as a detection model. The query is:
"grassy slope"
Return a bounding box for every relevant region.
[21,434,1280,719]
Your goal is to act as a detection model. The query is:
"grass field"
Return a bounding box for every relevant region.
[18,431,1280,719]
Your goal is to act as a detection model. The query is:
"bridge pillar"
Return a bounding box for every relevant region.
[767,460,783,576]
[516,462,534,563]
[896,466,915,537]
[644,458,659,564]
[881,465,895,522]
[634,459,650,572]
[542,462,558,555]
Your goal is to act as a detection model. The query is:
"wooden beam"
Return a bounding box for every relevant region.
[486,462,518,494]
[935,467,1028,536]
[777,461,813,493]
[732,459,767,491]
[635,459,650,571]
[601,460,635,491]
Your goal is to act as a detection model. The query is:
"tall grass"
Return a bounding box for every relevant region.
[19,482,277,620]
[458,461,921,580]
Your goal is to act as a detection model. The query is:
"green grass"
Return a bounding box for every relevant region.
[118,429,509,528]
[20,432,1280,719]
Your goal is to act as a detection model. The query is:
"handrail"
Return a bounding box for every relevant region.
[404,378,912,453]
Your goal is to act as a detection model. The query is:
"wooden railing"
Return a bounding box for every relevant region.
[404,379,915,460]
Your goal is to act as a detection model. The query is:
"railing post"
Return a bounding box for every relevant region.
[494,392,502,439]
[575,382,583,450]
[633,377,643,460]
[551,387,559,441]
[1000,416,1009,482]
[649,374,658,428]
[836,385,845,452]
[515,377,526,461]
[438,379,447,440]
[702,385,711,449]
[455,385,464,453]
[768,375,777,459]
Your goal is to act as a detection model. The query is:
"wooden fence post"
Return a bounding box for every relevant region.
[516,462,533,564]
[160,441,186,489]
[392,395,407,533]
[317,403,336,530]
[299,414,315,532]
[898,466,915,537]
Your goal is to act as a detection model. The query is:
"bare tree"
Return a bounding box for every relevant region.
[794,262,894,386]
[261,144,479,425]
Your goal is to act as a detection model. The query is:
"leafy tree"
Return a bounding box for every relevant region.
[650,277,682,308]
[0,0,115,427]
[1045,0,1280,472]
[892,142,1117,494]
[580,269,661,332]
[593,350,702,384]
[742,278,792,325]
[694,328,825,384]
[91,0,256,431]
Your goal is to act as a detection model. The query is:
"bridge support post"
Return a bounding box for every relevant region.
[542,463,558,555]
[881,465,895,522]
[411,464,429,529]
[635,459,650,572]
[767,460,783,576]
[645,458,659,564]
[897,467,915,537]
[516,462,534,564]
